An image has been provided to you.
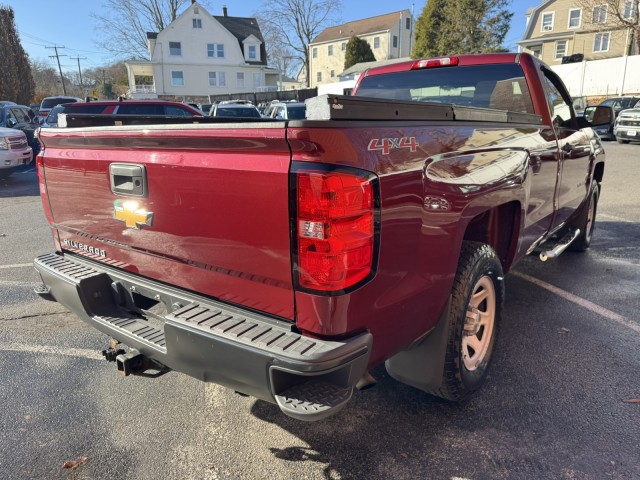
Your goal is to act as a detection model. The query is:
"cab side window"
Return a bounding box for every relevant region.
[541,68,575,130]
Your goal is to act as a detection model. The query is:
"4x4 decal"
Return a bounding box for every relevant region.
[367,137,418,155]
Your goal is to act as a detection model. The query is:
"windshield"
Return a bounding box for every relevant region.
[41,97,79,109]
[46,105,66,123]
[287,106,306,119]
[355,63,535,114]
[215,106,261,118]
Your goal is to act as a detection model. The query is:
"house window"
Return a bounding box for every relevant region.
[248,45,256,60]
[193,18,202,28]
[554,40,567,59]
[330,70,335,78]
[171,71,184,86]
[393,35,398,48]
[237,72,244,88]
[623,0,636,19]
[253,73,263,88]
[593,32,610,52]
[541,12,554,31]
[529,45,542,58]
[341,42,346,52]
[169,42,181,56]
[568,9,581,28]
[194,6,199,14]
[374,37,380,49]
[328,45,333,56]
[406,17,411,29]
[592,5,607,23]
[207,43,224,58]
[317,71,322,82]
[312,47,317,58]
[209,71,226,87]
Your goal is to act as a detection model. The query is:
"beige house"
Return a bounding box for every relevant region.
[309,10,413,88]
[517,0,636,65]
[125,2,278,99]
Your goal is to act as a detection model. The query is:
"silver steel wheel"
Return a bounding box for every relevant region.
[462,276,496,371]
[585,191,596,243]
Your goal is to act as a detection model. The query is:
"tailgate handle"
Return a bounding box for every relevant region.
[109,163,147,197]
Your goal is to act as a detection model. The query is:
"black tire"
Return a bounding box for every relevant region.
[616,138,630,144]
[569,180,599,252]
[435,241,504,402]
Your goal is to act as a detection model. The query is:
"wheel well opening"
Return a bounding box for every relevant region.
[463,202,520,272]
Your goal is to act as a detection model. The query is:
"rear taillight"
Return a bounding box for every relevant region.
[295,166,378,293]
[36,151,54,224]
[411,56,459,69]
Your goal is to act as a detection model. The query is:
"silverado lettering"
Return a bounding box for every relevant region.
[34,53,612,421]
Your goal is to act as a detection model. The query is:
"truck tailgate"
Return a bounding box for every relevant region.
[39,124,295,320]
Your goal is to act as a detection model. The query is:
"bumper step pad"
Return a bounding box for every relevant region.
[275,380,353,421]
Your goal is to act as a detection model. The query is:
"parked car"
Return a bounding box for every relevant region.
[0,103,40,157]
[594,96,640,140]
[38,96,84,124]
[209,103,262,118]
[599,96,640,115]
[264,101,306,120]
[42,104,67,128]
[52,100,203,127]
[613,107,640,144]
[0,127,32,179]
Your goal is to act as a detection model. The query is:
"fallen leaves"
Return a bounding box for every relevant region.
[558,327,570,334]
[625,398,640,404]
[62,456,88,470]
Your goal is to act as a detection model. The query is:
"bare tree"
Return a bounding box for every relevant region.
[93,0,211,60]
[577,0,640,55]
[255,0,342,87]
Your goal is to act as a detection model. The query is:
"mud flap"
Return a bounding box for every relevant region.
[384,297,452,395]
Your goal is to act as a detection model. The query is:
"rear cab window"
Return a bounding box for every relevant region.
[355,63,535,114]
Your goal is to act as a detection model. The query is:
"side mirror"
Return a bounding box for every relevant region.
[6,117,17,128]
[584,105,613,126]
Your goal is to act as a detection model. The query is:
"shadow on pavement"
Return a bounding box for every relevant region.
[0,166,39,198]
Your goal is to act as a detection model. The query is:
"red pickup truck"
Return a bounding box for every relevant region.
[34,53,611,421]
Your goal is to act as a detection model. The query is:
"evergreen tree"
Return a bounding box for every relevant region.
[412,0,448,58]
[344,35,376,70]
[0,6,35,104]
[412,0,512,58]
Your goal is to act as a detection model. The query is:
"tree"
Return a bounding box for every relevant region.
[412,0,448,58]
[254,13,302,81]
[412,0,512,58]
[344,36,376,70]
[577,0,640,55]
[255,0,342,87]
[93,0,211,60]
[0,6,35,104]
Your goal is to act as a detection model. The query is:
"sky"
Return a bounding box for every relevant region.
[7,0,538,75]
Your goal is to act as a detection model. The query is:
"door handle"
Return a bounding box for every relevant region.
[109,163,148,197]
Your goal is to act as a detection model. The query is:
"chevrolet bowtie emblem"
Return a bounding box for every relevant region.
[114,200,154,230]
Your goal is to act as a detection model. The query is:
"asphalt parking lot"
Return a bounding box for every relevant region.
[1,141,639,480]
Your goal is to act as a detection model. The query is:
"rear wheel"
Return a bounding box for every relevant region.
[434,241,504,402]
[569,180,599,252]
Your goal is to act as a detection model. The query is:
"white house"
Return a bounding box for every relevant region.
[125,1,278,99]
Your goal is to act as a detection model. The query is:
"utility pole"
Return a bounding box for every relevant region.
[71,56,86,91]
[46,45,67,95]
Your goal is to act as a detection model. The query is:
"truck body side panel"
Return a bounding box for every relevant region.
[288,122,561,366]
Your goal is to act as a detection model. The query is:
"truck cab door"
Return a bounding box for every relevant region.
[540,67,592,231]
